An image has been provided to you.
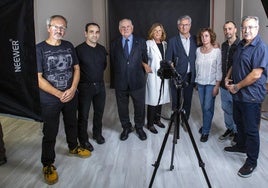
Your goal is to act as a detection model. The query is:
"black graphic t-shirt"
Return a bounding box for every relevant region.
[36,40,78,103]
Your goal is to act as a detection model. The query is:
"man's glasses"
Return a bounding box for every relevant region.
[179,24,191,27]
[241,26,258,31]
[49,25,67,31]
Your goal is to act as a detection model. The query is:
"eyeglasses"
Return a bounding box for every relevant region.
[49,25,67,31]
[241,26,258,31]
[179,24,191,27]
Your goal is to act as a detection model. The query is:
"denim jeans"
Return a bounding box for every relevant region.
[220,88,237,133]
[77,82,106,144]
[197,84,216,134]
[233,101,261,166]
[41,94,78,166]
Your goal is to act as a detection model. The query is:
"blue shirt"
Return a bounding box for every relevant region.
[232,35,268,103]
[122,34,133,54]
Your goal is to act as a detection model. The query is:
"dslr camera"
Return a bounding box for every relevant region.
[157,60,176,79]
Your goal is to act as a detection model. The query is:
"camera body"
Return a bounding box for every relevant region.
[157,60,176,79]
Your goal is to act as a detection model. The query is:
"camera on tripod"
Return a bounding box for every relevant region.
[157,60,183,88]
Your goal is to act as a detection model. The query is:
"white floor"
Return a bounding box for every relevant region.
[0,88,268,188]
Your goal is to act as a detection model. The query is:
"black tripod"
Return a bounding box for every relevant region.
[148,77,211,188]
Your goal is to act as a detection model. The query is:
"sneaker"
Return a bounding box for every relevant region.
[69,146,91,158]
[237,163,256,178]
[224,145,246,154]
[200,134,209,142]
[231,133,238,146]
[218,129,233,141]
[43,164,58,185]
[81,141,94,152]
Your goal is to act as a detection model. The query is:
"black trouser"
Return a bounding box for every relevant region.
[147,105,162,127]
[0,123,6,159]
[77,82,106,144]
[115,87,145,129]
[41,95,78,167]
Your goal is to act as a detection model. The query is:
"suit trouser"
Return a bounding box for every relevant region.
[0,123,6,159]
[41,95,78,166]
[77,82,106,144]
[115,87,145,129]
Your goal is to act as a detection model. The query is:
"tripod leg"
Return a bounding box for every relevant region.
[149,112,175,188]
[181,112,212,188]
[170,110,180,170]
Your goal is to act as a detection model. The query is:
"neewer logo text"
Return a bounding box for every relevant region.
[10,39,21,73]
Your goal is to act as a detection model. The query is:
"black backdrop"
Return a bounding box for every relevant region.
[108,0,210,41]
[108,0,210,87]
[261,0,268,18]
[0,0,42,121]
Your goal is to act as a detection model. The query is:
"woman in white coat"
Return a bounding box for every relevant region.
[146,23,170,134]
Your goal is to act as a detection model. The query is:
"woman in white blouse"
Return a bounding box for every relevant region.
[145,23,170,134]
[195,28,222,142]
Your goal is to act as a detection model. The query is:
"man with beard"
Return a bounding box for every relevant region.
[36,15,91,185]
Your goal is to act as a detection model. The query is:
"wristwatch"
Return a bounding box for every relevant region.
[233,84,239,92]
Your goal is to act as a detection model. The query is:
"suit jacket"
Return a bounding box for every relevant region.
[110,35,148,90]
[165,34,197,83]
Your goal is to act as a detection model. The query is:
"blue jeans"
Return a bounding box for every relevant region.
[197,84,216,134]
[41,94,78,166]
[77,82,106,144]
[220,88,237,133]
[233,101,261,166]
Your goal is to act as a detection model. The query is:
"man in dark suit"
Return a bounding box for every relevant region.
[166,15,197,119]
[110,18,150,141]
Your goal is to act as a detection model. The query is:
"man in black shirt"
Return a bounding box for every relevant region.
[218,21,240,143]
[76,23,107,149]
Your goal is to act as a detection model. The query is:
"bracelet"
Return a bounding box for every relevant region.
[233,84,239,92]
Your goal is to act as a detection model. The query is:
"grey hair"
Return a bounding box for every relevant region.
[177,15,192,25]
[241,16,259,26]
[46,15,68,27]
[119,18,133,28]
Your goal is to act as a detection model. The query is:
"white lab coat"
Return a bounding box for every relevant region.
[145,39,170,106]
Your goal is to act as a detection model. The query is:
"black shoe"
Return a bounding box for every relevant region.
[0,157,7,166]
[231,133,238,146]
[238,163,256,178]
[120,127,133,141]
[218,129,233,141]
[93,134,105,144]
[153,121,165,128]
[136,128,147,140]
[199,127,203,134]
[81,141,94,152]
[224,145,246,153]
[200,134,208,142]
[147,125,158,134]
